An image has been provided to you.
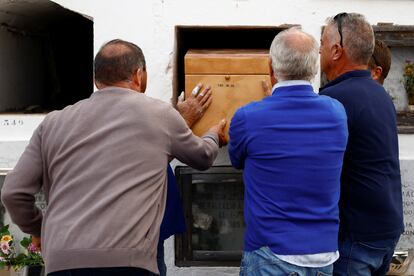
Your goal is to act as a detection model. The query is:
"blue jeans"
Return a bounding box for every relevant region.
[333,236,400,276]
[240,247,333,276]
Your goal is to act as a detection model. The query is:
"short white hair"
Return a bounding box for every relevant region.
[269,27,319,82]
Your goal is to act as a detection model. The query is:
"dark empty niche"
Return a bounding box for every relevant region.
[0,0,93,113]
[173,25,297,267]
[172,25,296,106]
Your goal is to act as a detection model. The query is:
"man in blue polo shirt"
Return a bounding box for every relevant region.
[229,28,348,275]
[319,13,404,275]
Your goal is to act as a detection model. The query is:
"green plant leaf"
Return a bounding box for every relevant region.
[0,225,10,236]
[13,253,28,267]
[20,237,31,248]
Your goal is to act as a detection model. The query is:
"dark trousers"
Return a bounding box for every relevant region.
[48,267,152,276]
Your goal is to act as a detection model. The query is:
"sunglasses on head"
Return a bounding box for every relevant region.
[333,12,348,47]
[371,53,380,67]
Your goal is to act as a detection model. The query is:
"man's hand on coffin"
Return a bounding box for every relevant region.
[177,83,212,127]
[209,119,227,147]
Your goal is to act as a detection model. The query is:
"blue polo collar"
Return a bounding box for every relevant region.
[320,70,371,92]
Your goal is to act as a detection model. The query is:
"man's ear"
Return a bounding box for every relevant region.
[133,68,146,93]
[332,43,343,61]
[371,66,383,83]
[94,80,102,90]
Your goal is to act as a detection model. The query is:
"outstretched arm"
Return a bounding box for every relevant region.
[1,125,44,237]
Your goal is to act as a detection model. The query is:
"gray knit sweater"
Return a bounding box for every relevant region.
[1,87,219,274]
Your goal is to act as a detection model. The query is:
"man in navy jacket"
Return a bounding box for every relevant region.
[319,13,403,275]
[229,28,348,275]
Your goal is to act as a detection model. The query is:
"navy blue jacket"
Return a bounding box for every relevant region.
[159,166,186,241]
[229,84,348,254]
[320,70,404,241]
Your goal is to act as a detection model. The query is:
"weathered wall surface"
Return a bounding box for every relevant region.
[51,0,414,99]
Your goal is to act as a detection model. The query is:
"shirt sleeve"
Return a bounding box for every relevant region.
[1,124,44,237]
[228,108,247,170]
[168,107,219,171]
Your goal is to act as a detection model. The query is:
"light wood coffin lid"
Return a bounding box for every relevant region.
[184,49,271,139]
[185,49,270,75]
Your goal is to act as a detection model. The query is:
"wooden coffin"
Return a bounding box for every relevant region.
[184,49,271,139]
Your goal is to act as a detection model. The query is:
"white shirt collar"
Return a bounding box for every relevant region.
[272,80,311,92]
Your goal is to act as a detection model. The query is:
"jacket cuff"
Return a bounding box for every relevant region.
[202,131,219,146]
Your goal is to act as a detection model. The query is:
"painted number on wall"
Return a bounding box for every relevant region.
[2,119,24,126]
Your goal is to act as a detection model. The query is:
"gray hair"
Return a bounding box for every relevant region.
[327,13,374,65]
[269,28,319,82]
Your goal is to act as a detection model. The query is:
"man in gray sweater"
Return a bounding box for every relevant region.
[1,39,226,276]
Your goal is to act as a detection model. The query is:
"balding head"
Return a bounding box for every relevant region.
[94,39,146,86]
[269,28,319,82]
